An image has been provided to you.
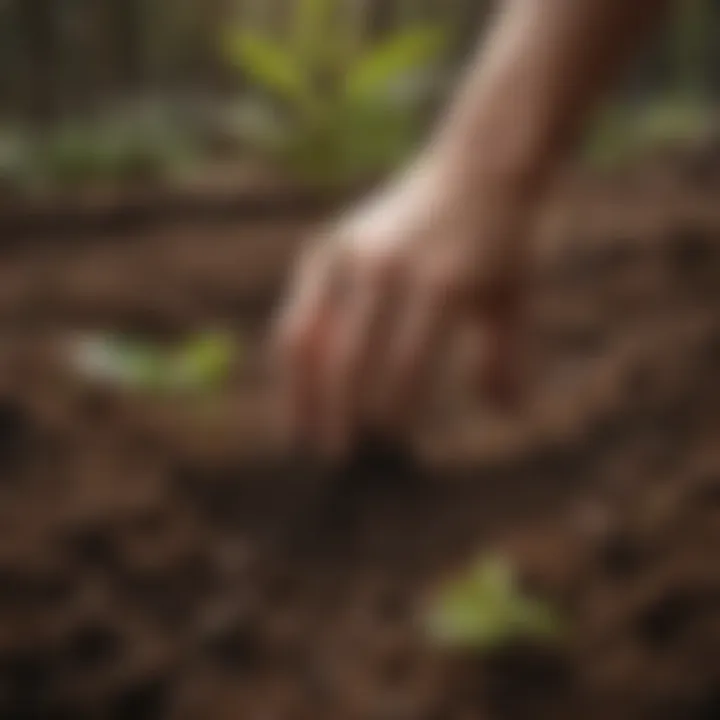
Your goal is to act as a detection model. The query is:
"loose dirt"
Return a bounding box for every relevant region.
[0,160,719,719]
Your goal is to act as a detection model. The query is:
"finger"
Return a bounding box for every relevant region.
[272,241,345,447]
[320,255,398,458]
[373,274,451,432]
[473,283,526,408]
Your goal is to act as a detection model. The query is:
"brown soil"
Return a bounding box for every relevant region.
[1,160,720,719]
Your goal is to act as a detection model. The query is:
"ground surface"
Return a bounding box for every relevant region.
[1,160,720,719]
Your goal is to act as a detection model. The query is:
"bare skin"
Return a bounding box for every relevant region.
[274,0,670,458]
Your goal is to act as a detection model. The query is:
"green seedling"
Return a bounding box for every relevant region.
[0,108,199,193]
[169,333,237,392]
[69,331,238,395]
[425,555,564,651]
[42,117,196,188]
[0,127,34,190]
[585,97,714,170]
[222,0,449,184]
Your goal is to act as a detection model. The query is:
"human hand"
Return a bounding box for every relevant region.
[273,157,538,458]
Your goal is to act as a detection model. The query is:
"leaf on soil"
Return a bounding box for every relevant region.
[69,331,239,394]
[424,554,564,651]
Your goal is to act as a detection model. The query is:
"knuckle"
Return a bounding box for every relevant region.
[297,241,331,283]
[298,225,344,274]
[297,231,326,270]
[276,315,309,363]
[419,262,462,300]
[361,249,400,286]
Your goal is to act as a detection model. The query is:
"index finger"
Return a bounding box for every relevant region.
[272,238,345,447]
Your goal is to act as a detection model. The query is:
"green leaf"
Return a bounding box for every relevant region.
[70,334,165,388]
[171,332,237,391]
[334,99,418,178]
[584,98,712,170]
[0,128,33,189]
[70,332,238,395]
[292,0,359,81]
[294,0,336,58]
[425,555,565,651]
[345,24,448,103]
[228,97,296,154]
[223,31,310,104]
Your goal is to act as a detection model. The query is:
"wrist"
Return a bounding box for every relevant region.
[429,112,558,206]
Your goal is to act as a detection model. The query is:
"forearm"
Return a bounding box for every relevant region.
[432,0,671,193]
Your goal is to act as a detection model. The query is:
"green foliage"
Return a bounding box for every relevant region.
[47,118,196,188]
[425,555,564,651]
[0,112,198,192]
[224,34,311,107]
[0,128,34,190]
[171,333,236,392]
[344,25,447,103]
[223,0,449,184]
[671,0,712,102]
[292,0,339,68]
[585,98,714,170]
[70,331,238,395]
[585,0,715,173]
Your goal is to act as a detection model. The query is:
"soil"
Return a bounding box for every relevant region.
[1,157,720,719]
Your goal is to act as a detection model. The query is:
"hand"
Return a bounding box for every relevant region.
[273,157,537,457]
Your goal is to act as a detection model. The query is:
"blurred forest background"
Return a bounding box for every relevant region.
[0,0,717,192]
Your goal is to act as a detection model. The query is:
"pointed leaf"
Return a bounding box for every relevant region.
[172,332,236,391]
[425,555,565,650]
[229,97,295,153]
[345,24,448,102]
[333,99,419,179]
[223,31,310,104]
[294,0,336,57]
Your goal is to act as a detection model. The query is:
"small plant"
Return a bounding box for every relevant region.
[41,116,196,189]
[69,331,238,395]
[223,0,449,184]
[585,97,714,170]
[0,108,199,193]
[0,127,34,191]
[425,555,564,651]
